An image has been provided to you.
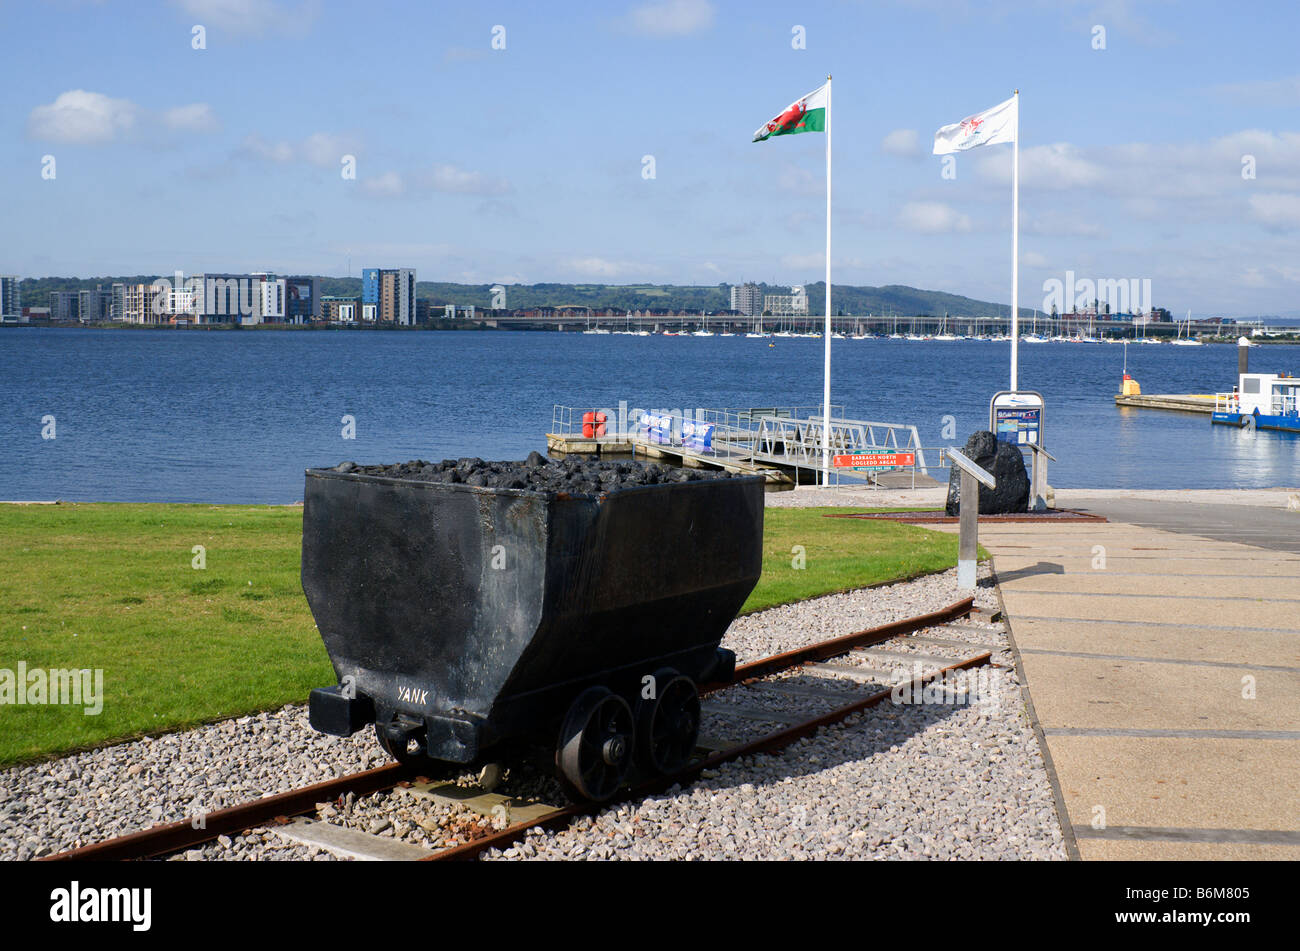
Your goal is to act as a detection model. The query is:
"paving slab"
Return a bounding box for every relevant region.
[992,573,1300,599]
[1008,617,1299,669]
[1047,736,1299,832]
[972,510,1300,861]
[1075,839,1299,861]
[1017,652,1298,732]
[1001,591,1300,631]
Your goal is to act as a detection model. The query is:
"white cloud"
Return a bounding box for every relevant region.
[782,253,824,270]
[172,0,318,37]
[881,128,921,158]
[898,201,972,233]
[163,103,219,132]
[422,163,512,196]
[299,132,357,167]
[239,131,358,167]
[239,133,294,162]
[1248,192,1300,231]
[1025,214,1107,238]
[977,142,1104,189]
[27,90,139,144]
[1213,75,1300,107]
[624,0,714,36]
[361,171,405,198]
[566,256,641,278]
[28,90,220,144]
[778,164,823,197]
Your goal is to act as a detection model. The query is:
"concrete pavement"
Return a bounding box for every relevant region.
[936,514,1300,860]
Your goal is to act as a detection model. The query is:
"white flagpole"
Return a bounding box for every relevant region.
[1010,89,1020,391]
[822,74,832,484]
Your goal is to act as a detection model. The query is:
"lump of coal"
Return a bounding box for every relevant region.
[944,431,1030,515]
[338,455,737,498]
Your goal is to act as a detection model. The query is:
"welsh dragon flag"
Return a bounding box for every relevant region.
[752,83,828,142]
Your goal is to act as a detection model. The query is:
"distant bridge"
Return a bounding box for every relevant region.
[473,313,1279,338]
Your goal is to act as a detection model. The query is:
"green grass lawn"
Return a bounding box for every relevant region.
[742,507,962,614]
[0,502,962,766]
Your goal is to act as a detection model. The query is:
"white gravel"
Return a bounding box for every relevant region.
[479,566,1066,861]
[2,558,1065,861]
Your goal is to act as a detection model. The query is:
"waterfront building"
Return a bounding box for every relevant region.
[189,272,288,324]
[254,273,286,323]
[123,281,195,323]
[49,290,80,322]
[729,282,763,316]
[764,286,809,317]
[361,267,417,325]
[78,285,114,323]
[322,295,359,323]
[285,275,321,323]
[0,275,19,321]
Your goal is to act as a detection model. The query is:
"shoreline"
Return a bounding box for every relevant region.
[4,486,1297,508]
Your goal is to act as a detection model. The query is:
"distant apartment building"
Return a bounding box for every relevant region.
[764,286,809,317]
[322,295,359,323]
[285,275,321,324]
[78,285,114,323]
[0,276,18,321]
[362,267,416,325]
[187,272,290,324]
[730,282,763,317]
[122,282,174,323]
[112,283,127,321]
[49,291,80,322]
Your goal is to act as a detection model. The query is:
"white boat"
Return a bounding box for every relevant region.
[1022,334,1049,343]
[1172,311,1203,346]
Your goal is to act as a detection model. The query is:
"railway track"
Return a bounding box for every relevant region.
[42,596,996,862]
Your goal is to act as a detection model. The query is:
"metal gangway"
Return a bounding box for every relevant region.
[550,403,942,485]
[627,406,936,486]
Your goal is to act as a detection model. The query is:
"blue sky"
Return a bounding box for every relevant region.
[3,0,1299,315]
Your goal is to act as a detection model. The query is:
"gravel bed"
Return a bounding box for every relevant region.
[2,559,1060,861]
[726,566,980,663]
[483,572,1067,861]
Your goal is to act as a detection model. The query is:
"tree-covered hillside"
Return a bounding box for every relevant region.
[13,276,1023,317]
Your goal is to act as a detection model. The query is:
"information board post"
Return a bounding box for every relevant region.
[989,390,1047,511]
[947,448,997,591]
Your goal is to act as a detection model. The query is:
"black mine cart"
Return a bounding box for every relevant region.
[301,467,765,801]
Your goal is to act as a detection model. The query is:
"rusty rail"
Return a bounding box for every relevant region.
[42,596,975,862]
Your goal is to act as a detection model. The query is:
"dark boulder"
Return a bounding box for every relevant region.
[945,431,1030,515]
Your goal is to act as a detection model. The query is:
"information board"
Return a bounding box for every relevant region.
[989,391,1045,447]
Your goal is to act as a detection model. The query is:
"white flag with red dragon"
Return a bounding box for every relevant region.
[752,82,828,142]
[933,94,1017,153]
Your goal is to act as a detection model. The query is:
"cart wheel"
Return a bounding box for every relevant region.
[636,668,700,775]
[375,718,426,764]
[556,687,633,802]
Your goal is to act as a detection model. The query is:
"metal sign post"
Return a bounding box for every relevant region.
[947,448,997,591]
[990,389,1048,510]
